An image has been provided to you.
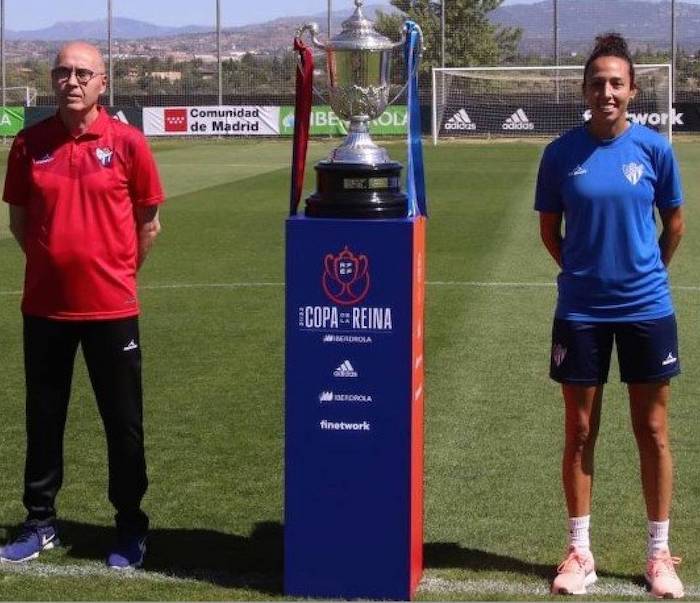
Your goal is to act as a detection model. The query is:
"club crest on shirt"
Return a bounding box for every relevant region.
[95,146,114,167]
[622,162,644,185]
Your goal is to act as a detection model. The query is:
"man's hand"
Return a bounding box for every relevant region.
[9,205,26,253]
[135,205,161,269]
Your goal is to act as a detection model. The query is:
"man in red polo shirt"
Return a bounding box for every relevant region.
[0,41,164,570]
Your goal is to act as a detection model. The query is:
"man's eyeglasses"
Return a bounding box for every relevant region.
[51,66,104,85]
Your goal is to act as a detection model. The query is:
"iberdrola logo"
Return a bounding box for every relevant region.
[322,246,370,306]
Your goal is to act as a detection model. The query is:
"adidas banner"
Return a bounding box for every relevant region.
[439,103,700,136]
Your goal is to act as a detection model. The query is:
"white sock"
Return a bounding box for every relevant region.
[568,515,591,553]
[648,519,670,558]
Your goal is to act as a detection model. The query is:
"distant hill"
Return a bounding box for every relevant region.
[490,0,700,54]
[6,17,210,41]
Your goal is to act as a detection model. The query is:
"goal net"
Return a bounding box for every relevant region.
[432,64,672,143]
[0,86,36,106]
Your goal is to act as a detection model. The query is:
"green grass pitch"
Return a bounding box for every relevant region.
[0,136,698,600]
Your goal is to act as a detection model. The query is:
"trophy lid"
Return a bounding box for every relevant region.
[327,0,395,51]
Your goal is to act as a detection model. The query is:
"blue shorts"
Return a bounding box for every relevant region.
[550,315,680,385]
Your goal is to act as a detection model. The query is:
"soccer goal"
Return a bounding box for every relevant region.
[0,86,37,106]
[432,64,673,144]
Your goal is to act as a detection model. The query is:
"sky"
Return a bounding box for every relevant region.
[4,0,697,30]
[5,0,537,30]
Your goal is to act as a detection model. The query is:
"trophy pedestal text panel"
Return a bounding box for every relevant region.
[284,215,425,600]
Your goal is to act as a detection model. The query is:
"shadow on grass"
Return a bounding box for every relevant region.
[425,542,638,582]
[1,520,283,595]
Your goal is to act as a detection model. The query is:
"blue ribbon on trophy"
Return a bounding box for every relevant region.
[404,20,427,218]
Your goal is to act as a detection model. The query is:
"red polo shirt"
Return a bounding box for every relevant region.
[3,107,164,320]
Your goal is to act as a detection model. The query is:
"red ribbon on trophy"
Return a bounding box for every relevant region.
[290,37,314,216]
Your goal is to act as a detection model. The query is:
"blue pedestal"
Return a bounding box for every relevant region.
[284,215,425,600]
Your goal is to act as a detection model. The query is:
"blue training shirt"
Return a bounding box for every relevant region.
[535,123,683,322]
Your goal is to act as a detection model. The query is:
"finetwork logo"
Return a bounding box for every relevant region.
[444,108,476,131]
[583,109,685,126]
[333,360,358,378]
[502,108,535,131]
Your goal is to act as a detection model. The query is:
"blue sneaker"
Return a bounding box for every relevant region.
[0,524,59,563]
[106,534,146,570]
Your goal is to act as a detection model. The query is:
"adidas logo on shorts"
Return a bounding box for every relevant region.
[445,108,477,131]
[502,108,535,131]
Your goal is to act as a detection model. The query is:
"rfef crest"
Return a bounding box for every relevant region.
[322,246,370,306]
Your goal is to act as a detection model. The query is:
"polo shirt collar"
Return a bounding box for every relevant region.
[55,105,110,140]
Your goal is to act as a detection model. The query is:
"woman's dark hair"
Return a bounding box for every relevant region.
[583,32,635,86]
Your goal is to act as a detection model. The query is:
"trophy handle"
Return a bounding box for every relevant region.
[387,23,424,107]
[295,22,327,50]
[295,22,330,104]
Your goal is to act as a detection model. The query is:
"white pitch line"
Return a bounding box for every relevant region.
[2,281,700,297]
[0,560,188,583]
[420,575,700,598]
[0,560,276,589]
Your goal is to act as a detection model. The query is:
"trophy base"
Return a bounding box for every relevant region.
[305,162,408,219]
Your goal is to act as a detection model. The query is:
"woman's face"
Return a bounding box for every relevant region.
[583,56,637,129]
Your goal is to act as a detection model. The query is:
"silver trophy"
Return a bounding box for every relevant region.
[296,0,410,165]
[295,0,422,218]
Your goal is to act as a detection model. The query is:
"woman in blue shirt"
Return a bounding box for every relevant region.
[535,33,685,598]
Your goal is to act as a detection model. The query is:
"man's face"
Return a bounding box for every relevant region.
[52,44,106,114]
[583,56,637,128]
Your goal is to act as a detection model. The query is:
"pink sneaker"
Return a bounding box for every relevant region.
[551,546,597,595]
[645,549,684,599]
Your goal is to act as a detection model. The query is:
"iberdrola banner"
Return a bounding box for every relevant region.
[0,107,24,136]
[280,105,407,136]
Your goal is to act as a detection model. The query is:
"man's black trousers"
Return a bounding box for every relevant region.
[23,315,149,535]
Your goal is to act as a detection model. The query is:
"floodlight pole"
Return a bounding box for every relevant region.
[553,0,559,103]
[671,0,676,103]
[108,0,114,106]
[217,0,222,106]
[1,0,6,107]
[328,0,332,38]
[441,0,446,68]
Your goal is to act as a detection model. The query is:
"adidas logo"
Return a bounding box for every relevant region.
[502,108,535,131]
[662,352,677,366]
[568,165,587,177]
[333,360,358,378]
[123,340,138,351]
[445,108,476,131]
[319,391,334,402]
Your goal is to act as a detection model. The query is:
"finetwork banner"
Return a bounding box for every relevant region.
[143,106,280,136]
[280,105,407,136]
[0,107,24,136]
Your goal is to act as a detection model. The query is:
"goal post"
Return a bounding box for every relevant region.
[432,64,673,144]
